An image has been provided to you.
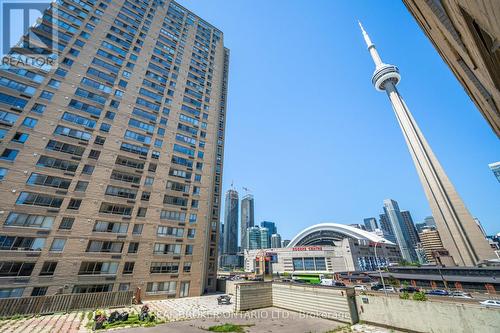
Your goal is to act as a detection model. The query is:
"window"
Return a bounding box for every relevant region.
[136,207,147,217]
[16,192,63,208]
[0,288,24,298]
[26,173,71,189]
[72,284,112,294]
[59,217,74,230]
[144,177,154,186]
[185,245,193,255]
[0,262,35,277]
[0,167,8,180]
[146,281,176,295]
[79,262,118,275]
[39,261,57,276]
[94,136,106,145]
[189,214,197,223]
[141,192,150,201]
[88,149,101,160]
[31,103,46,114]
[99,203,132,216]
[93,221,128,234]
[48,79,61,88]
[86,241,123,253]
[40,90,54,100]
[71,180,88,193]
[50,238,66,252]
[45,140,85,156]
[11,132,29,143]
[128,242,139,253]
[1,148,19,161]
[123,262,134,274]
[118,283,130,291]
[150,262,179,274]
[183,262,191,273]
[157,226,184,238]
[4,213,54,229]
[187,229,196,239]
[67,199,82,210]
[82,164,95,175]
[100,123,111,132]
[132,224,143,235]
[31,287,48,296]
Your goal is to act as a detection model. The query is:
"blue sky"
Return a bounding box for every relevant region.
[179,0,499,240]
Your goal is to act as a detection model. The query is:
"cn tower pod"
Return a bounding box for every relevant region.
[372,64,401,91]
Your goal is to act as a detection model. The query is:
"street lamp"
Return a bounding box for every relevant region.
[374,240,388,296]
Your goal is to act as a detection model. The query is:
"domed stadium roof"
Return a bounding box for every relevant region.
[287,223,394,247]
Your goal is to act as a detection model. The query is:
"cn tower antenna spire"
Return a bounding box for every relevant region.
[358,21,382,67]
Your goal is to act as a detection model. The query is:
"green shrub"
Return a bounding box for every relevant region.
[412,291,427,301]
[399,291,410,300]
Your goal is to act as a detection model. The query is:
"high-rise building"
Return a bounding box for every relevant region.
[363,217,378,232]
[424,216,436,228]
[240,194,254,251]
[419,228,445,264]
[223,190,239,255]
[219,223,224,256]
[383,200,418,262]
[271,234,282,248]
[260,227,270,249]
[260,221,276,246]
[401,210,420,250]
[0,0,229,298]
[281,239,291,248]
[247,226,261,250]
[402,1,500,137]
[360,23,496,266]
[488,162,500,183]
[379,213,396,244]
[349,223,366,230]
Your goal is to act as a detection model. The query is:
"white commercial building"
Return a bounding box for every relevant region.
[244,223,402,275]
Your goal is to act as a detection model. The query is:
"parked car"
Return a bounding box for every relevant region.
[371,284,384,291]
[353,285,367,291]
[426,289,449,296]
[449,291,472,299]
[379,286,396,293]
[479,300,500,308]
[399,286,420,293]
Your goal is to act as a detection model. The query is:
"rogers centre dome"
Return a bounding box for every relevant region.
[287,223,393,247]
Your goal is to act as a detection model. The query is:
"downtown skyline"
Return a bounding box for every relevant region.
[181,0,499,241]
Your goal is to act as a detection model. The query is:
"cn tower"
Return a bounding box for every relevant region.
[358,22,495,266]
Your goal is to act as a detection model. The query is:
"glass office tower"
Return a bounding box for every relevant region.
[0,0,228,298]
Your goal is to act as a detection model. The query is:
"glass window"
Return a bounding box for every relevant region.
[22,117,38,128]
[59,217,74,230]
[0,167,8,180]
[11,132,29,143]
[292,258,304,270]
[50,238,66,252]
[75,181,89,192]
[40,91,54,100]
[0,148,19,161]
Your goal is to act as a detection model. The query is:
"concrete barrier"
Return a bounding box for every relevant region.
[273,283,357,324]
[234,282,273,311]
[356,294,500,333]
[233,282,357,324]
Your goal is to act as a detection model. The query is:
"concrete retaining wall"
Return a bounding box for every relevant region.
[235,282,273,311]
[356,294,500,333]
[273,283,357,324]
[233,282,357,324]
